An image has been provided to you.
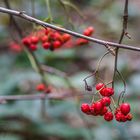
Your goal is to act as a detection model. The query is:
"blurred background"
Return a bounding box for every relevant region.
[0,0,140,140]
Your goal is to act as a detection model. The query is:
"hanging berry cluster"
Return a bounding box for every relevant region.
[9,26,95,52]
[81,83,133,122]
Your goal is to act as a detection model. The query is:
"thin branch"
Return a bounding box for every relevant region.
[41,64,67,77]
[3,2,48,118]
[0,6,139,51]
[112,0,129,88]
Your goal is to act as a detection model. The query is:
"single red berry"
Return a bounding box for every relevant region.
[88,26,95,33]
[115,112,122,122]
[81,103,91,114]
[42,42,51,49]
[30,36,39,44]
[53,32,62,41]
[120,103,130,115]
[100,88,106,96]
[76,38,88,46]
[101,97,111,106]
[22,37,31,46]
[53,40,62,49]
[96,83,105,90]
[36,83,46,91]
[126,113,133,121]
[29,44,37,51]
[100,106,108,116]
[10,42,22,53]
[94,101,103,114]
[90,104,99,116]
[62,33,71,42]
[83,27,95,36]
[41,35,48,43]
[104,112,113,121]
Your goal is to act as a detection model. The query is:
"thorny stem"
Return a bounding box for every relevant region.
[0,7,139,51]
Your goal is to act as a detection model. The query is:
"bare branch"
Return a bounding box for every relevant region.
[0,6,139,51]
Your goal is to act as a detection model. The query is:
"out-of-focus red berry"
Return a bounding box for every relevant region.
[62,33,71,42]
[30,36,39,44]
[41,36,48,43]
[36,83,46,91]
[53,40,62,49]
[42,42,51,49]
[29,44,37,51]
[22,37,31,46]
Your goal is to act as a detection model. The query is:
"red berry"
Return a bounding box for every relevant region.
[104,112,113,121]
[90,104,99,116]
[53,40,62,49]
[30,36,39,44]
[62,33,71,42]
[29,44,37,51]
[10,42,22,53]
[53,32,62,40]
[126,113,133,121]
[96,83,105,90]
[41,36,48,43]
[101,97,111,106]
[120,103,130,115]
[22,37,31,46]
[114,107,121,115]
[94,101,103,114]
[81,103,91,114]
[36,83,46,91]
[76,38,88,46]
[45,28,51,35]
[42,42,51,49]
[100,87,114,96]
[100,106,108,116]
[115,112,127,122]
[83,27,95,36]
[100,88,106,96]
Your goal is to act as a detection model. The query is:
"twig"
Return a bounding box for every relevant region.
[41,64,67,77]
[3,1,48,118]
[0,7,139,51]
[0,92,99,102]
[112,0,129,88]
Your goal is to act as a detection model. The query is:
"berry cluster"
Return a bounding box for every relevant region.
[115,103,132,122]
[81,83,133,122]
[22,28,71,51]
[9,26,95,52]
[36,83,52,94]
